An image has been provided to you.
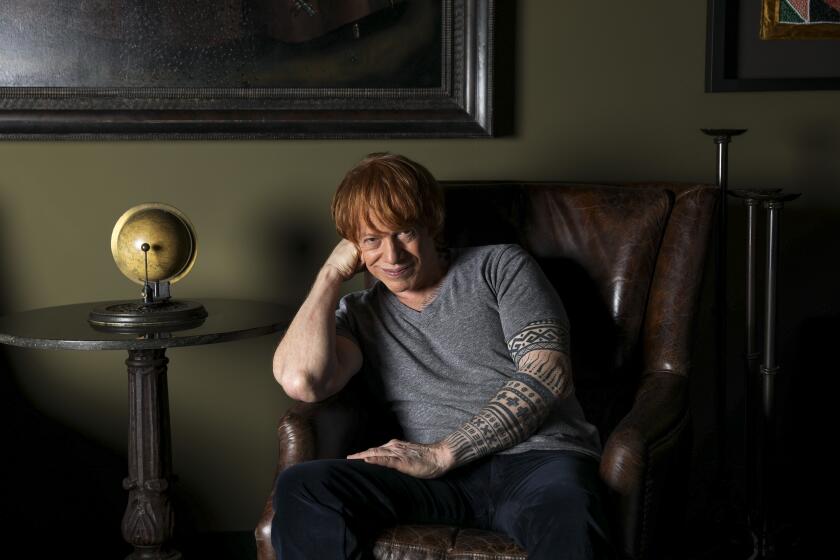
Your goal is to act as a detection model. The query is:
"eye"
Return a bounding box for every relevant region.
[398,229,416,240]
[361,236,380,248]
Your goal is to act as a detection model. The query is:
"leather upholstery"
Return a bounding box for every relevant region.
[373,525,527,560]
[256,181,717,560]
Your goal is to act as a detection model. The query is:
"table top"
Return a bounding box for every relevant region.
[0,298,292,351]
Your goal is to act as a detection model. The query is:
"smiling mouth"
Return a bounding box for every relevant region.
[382,265,411,278]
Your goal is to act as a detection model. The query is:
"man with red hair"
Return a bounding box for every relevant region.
[271,153,613,559]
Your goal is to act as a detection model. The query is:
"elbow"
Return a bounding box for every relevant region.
[278,370,326,403]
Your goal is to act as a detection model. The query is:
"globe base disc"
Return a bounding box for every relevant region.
[88,300,207,331]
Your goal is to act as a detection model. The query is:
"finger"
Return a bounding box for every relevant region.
[347,447,398,460]
[347,449,378,459]
[362,455,403,468]
[347,448,378,459]
[365,454,398,463]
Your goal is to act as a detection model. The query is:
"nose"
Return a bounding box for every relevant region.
[382,236,403,264]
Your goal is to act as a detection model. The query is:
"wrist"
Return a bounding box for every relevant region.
[319,263,347,284]
[434,439,458,472]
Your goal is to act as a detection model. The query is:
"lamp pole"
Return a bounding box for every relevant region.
[701,128,746,489]
[757,192,799,558]
[729,188,800,559]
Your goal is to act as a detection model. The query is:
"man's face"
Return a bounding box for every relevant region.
[357,215,441,296]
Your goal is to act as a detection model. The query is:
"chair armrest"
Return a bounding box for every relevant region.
[601,371,687,489]
[599,371,690,559]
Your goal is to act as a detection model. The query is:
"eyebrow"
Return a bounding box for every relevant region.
[361,225,407,237]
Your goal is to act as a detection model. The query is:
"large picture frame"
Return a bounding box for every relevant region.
[706,0,840,92]
[0,0,495,140]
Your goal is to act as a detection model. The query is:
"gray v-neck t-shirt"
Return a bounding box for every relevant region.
[335,244,601,460]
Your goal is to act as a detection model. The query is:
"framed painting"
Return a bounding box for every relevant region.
[0,0,496,139]
[761,0,840,39]
[706,0,840,91]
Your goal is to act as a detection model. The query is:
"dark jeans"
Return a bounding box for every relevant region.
[272,449,615,559]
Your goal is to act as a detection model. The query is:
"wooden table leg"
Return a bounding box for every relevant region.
[122,348,181,560]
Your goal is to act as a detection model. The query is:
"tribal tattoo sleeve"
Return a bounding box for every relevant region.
[441,320,573,466]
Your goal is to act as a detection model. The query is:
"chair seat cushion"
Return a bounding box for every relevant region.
[373,524,527,560]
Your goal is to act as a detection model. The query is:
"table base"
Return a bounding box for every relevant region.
[121,348,181,559]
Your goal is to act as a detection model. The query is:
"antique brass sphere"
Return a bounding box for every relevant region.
[110,202,197,285]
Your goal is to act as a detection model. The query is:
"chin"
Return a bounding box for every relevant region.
[375,270,418,291]
[379,278,412,293]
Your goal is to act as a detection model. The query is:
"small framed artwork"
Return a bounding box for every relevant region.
[0,0,496,139]
[706,0,840,91]
[761,0,840,39]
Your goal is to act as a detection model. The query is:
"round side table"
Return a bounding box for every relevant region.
[0,298,292,560]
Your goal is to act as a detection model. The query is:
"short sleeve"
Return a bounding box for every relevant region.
[490,245,570,363]
[335,294,360,346]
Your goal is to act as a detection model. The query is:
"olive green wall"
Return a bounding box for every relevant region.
[1,1,837,533]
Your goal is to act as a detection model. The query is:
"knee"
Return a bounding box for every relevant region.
[272,460,345,513]
[272,461,357,558]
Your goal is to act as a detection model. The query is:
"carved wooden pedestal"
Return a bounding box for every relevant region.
[122,348,181,560]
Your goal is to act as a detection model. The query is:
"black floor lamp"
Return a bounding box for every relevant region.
[729,188,800,559]
[701,128,746,493]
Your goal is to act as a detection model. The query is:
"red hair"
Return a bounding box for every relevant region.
[331,153,444,243]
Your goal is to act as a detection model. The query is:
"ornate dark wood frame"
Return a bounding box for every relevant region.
[706,0,840,92]
[0,0,494,140]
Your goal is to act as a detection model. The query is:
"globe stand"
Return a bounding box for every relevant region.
[89,235,207,331]
[88,299,207,331]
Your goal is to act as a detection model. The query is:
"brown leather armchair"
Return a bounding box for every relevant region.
[256,181,717,560]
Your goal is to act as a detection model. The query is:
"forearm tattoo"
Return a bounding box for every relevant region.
[442,320,572,466]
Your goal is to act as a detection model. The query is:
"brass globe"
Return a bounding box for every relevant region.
[110,203,197,285]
